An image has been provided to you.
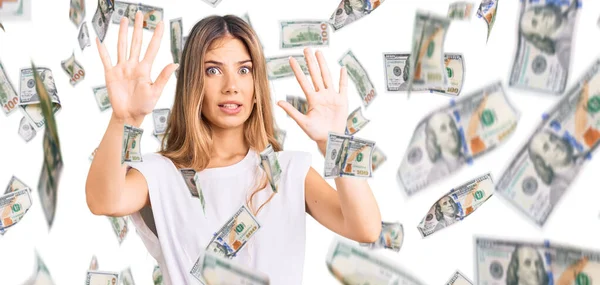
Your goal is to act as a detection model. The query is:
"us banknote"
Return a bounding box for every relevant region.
[89,255,98,270]
[92,0,114,42]
[78,21,91,51]
[496,59,600,226]
[260,144,282,193]
[70,0,85,27]
[371,146,387,171]
[19,116,36,142]
[0,0,32,21]
[2,176,31,236]
[339,50,377,108]
[153,265,163,285]
[193,173,207,215]
[417,173,493,237]
[121,267,135,285]
[0,188,32,231]
[108,216,128,245]
[92,85,111,111]
[508,0,579,94]
[18,67,61,129]
[324,133,375,179]
[327,238,426,285]
[266,55,308,80]
[180,168,199,198]
[444,271,472,285]
[328,0,385,31]
[86,270,119,285]
[346,106,370,135]
[111,1,162,31]
[275,128,286,148]
[280,20,329,49]
[475,237,600,285]
[61,52,86,86]
[152,108,170,136]
[448,2,474,20]
[407,12,450,96]
[0,60,19,115]
[190,251,269,285]
[201,0,223,7]
[205,205,259,259]
[122,124,143,163]
[397,81,519,196]
[286,95,308,115]
[477,0,499,42]
[22,251,55,285]
[170,18,183,68]
[359,221,403,252]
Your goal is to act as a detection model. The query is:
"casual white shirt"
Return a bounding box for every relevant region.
[127,149,312,285]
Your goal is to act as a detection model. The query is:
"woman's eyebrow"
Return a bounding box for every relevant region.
[204,59,252,65]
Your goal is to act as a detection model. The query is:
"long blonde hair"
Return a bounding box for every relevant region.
[159,15,281,216]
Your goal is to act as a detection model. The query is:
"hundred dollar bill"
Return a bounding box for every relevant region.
[280,20,329,49]
[22,251,55,285]
[448,2,474,20]
[346,106,370,135]
[70,0,85,27]
[0,188,32,231]
[193,173,207,215]
[19,116,36,142]
[477,0,498,42]
[79,21,91,51]
[92,0,114,42]
[0,60,19,115]
[86,270,120,285]
[496,59,600,226]
[18,67,61,129]
[359,221,403,252]
[180,168,199,197]
[371,146,387,171]
[324,132,375,179]
[475,237,600,285]
[89,255,98,270]
[201,0,224,7]
[0,0,32,21]
[191,251,269,285]
[1,175,31,235]
[93,85,111,111]
[112,1,163,31]
[326,238,426,285]
[152,108,170,135]
[122,124,143,163]
[508,0,578,94]
[275,128,286,148]
[417,173,493,237]
[260,144,282,193]
[407,12,450,96]
[205,205,260,259]
[61,52,86,86]
[153,265,163,285]
[108,216,129,245]
[286,95,308,115]
[170,18,183,67]
[266,55,308,80]
[121,267,135,285]
[328,0,385,31]
[339,50,377,107]
[431,54,465,96]
[444,271,472,285]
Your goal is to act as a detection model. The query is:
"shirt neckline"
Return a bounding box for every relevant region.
[195,148,257,178]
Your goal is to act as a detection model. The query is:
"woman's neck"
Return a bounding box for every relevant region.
[207,125,249,168]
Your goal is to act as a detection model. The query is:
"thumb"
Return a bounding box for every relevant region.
[153,63,179,94]
[278,100,307,127]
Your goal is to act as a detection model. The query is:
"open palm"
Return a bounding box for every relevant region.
[278,48,349,144]
[96,11,177,123]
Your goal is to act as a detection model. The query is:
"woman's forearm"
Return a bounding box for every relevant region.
[334,177,382,242]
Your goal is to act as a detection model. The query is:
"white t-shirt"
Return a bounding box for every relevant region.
[128,149,312,285]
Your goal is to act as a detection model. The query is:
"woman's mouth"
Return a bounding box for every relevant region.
[218,103,242,115]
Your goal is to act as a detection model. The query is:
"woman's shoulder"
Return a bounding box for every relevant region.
[276,150,312,173]
[128,152,179,174]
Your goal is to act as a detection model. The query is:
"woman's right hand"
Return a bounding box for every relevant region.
[96,11,178,125]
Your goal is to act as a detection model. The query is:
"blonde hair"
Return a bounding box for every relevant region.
[158,15,282,216]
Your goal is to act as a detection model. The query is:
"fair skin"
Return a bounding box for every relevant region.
[86,12,381,243]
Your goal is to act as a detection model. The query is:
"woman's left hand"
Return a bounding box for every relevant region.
[277,48,349,147]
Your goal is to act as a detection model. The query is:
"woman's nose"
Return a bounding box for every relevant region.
[222,73,239,94]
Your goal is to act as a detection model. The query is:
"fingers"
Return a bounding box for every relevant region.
[315,50,333,89]
[277,101,307,128]
[117,17,129,63]
[339,66,348,96]
[129,11,143,62]
[96,37,113,71]
[153,63,179,95]
[142,21,164,65]
[289,56,314,102]
[304,47,324,92]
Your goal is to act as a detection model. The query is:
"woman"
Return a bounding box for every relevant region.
[85,11,381,285]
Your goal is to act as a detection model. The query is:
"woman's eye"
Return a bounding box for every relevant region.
[206,67,221,75]
[239,66,252,75]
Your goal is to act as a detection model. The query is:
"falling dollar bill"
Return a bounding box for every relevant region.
[70,0,86,27]
[346,106,370,135]
[22,251,55,285]
[417,173,493,237]
[0,0,32,21]
[61,52,86,86]
[0,23,3,31]
[359,221,403,252]
[19,116,36,142]
[92,0,115,43]
[324,132,375,179]
[266,55,308,80]
[260,144,282,193]
[444,270,472,285]
[201,0,223,7]
[192,173,207,215]
[407,12,450,96]
[280,20,329,49]
[327,238,426,285]
[152,108,170,136]
[190,250,269,285]
[397,81,519,196]
[121,267,135,285]
[477,0,499,42]
[286,95,308,115]
[448,2,474,20]
[0,60,19,115]
[108,216,129,245]
[86,270,120,285]
[1,176,31,236]
[508,0,578,94]
[89,255,99,270]
[0,188,32,231]
[371,146,387,171]
[204,205,260,259]
[92,85,111,111]
[153,265,163,285]
[122,124,143,163]
[18,67,61,129]
[475,236,600,285]
[328,0,385,31]
[275,128,286,148]
[111,1,163,31]
[339,50,377,108]
[170,18,183,67]
[180,168,199,197]
[79,21,91,51]
[496,59,600,226]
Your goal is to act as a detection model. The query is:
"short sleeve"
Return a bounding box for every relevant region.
[280,151,312,183]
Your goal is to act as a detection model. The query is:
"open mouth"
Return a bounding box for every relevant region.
[218,103,242,114]
[218,103,241,109]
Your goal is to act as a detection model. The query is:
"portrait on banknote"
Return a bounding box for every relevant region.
[423,112,465,181]
[506,246,549,285]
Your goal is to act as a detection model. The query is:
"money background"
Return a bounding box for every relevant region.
[1,0,599,284]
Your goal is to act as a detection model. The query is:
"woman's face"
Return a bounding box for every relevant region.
[200,36,255,131]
